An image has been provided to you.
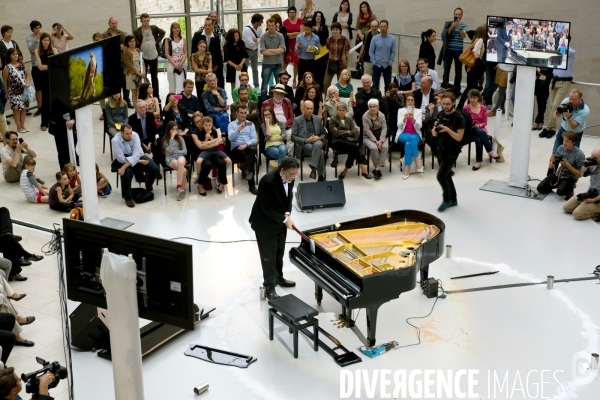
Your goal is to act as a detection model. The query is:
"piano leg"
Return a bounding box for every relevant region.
[420,264,429,283]
[365,304,385,347]
[315,284,323,306]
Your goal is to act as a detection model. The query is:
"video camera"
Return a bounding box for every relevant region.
[576,188,599,202]
[556,103,573,114]
[583,156,598,168]
[435,116,452,133]
[553,154,563,164]
[22,357,68,396]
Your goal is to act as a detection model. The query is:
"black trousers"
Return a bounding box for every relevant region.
[330,139,361,168]
[297,59,316,83]
[534,77,551,124]
[119,156,159,201]
[256,228,287,292]
[0,313,16,364]
[120,62,130,102]
[537,174,576,196]
[457,68,480,109]
[437,153,458,202]
[0,208,30,277]
[52,130,78,171]
[143,58,160,99]
[230,146,257,187]
[199,158,227,184]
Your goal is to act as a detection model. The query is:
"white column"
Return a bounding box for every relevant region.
[75,105,100,224]
[508,66,536,188]
[100,250,145,400]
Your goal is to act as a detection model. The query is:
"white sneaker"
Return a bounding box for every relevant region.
[176,188,185,201]
[403,174,410,180]
[416,167,424,173]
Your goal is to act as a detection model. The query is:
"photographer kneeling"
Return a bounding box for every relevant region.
[550,89,589,154]
[563,147,600,220]
[0,367,54,399]
[537,131,584,199]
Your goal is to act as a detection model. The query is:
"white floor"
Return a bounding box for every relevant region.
[1,70,599,399]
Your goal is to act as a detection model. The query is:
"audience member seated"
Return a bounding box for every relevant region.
[0,207,44,282]
[335,69,355,105]
[191,113,230,196]
[1,132,37,183]
[413,75,434,112]
[325,85,354,120]
[128,100,162,171]
[162,93,192,155]
[137,83,161,128]
[48,172,80,213]
[355,74,382,130]
[0,259,11,282]
[63,163,82,197]
[162,121,188,201]
[274,70,295,106]
[111,124,159,208]
[380,82,404,140]
[423,93,443,155]
[563,147,600,221]
[463,89,501,171]
[414,58,439,91]
[0,274,35,347]
[105,93,129,138]
[95,163,112,198]
[179,79,201,130]
[262,84,295,156]
[202,73,230,135]
[291,100,326,181]
[228,104,259,195]
[301,85,323,116]
[261,107,288,165]
[232,72,259,103]
[19,156,48,204]
[0,313,17,365]
[537,131,584,200]
[294,71,319,115]
[362,99,388,179]
[396,93,424,179]
[393,59,416,95]
[328,102,371,180]
[229,86,260,131]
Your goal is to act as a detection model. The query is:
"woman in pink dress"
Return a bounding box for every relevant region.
[463,89,501,171]
[282,6,303,88]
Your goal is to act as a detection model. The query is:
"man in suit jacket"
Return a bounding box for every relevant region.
[249,157,299,300]
[48,111,78,170]
[128,100,162,171]
[413,76,434,111]
[133,13,166,100]
[494,20,514,63]
[192,18,225,90]
[291,101,326,181]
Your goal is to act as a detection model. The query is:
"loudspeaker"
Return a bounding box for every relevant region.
[296,180,346,211]
[69,303,109,351]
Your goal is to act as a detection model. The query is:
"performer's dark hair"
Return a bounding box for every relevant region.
[280,157,300,171]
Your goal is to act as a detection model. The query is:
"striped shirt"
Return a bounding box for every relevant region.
[20,169,39,202]
[447,22,468,52]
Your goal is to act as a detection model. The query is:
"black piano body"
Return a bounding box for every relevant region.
[507,48,564,68]
[289,210,445,347]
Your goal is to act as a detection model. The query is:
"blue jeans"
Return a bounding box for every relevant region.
[442,50,463,89]
[473,128,492,162]
[552,126,583,154]
[265,144,288,165]
[398,133,421,166]
[261,63,282,99]
[209,112,230,135]
[372,64,392,92]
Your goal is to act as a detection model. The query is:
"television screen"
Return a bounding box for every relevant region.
[63,219,195,330]
[49,36,121,119]
[486,16,571,69]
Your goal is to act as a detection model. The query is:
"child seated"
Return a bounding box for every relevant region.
[96,163,112,198]
[49,172,80,212]
[19,156,49,203]
[63,163,82,197]
[192,117,231,191]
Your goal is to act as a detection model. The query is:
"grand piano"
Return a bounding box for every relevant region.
[289,210,445,347]
[508,48,564,68]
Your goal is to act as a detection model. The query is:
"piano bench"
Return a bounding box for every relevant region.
[268,294,319,359]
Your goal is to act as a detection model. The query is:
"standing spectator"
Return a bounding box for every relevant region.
[332,0,353,42]
[232,72,259,103]
[104,93,128,138]
[0,26,23,67]
[192,18,224,91]
[369,20,395,91]
[207,11,227,43]
[201,73,229,134]
[355,2,376,45]
[440,8,468,95]
[34,33,56,131]
[228,104,259,195]
[26,21,43,117]
[102,18,131,108]
[295,21,320,84]
[464,89,500,171]
[48,112,77,170]
[419,29,437,71]
[2,132,37,183]
[165,22,187,95]
[487,63,514,117]
[356,19,378,75]
[532,67,552,130]
[0,79,6,144]
[190,40,212,99]
[242,14,264,89]
[50,23,73,53]
[458,26,486,109]
[133,13,165,101]
[312,12,329,90]
[224,28,249,94]
[362,99,388,179]
[414,58,439,91]
[2,49,30,134]
[123,35,145,104]
[394,59,416,95]
[92,32,107,121]
[259,18,286,99]
[299,0,319,24]
[549,89,590,154]
[283,7,303,88]
[323,22,350,90]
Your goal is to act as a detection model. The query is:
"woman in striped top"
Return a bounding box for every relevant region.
[335,69,355,106]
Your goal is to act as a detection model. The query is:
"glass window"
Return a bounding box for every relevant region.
[190,0,211,13]
[242,0,287,9]
[223,0,237,11]
[135,0,185,14]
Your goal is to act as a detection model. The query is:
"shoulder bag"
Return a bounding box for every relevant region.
[458,40,477,68]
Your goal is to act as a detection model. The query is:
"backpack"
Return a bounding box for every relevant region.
[457,108,472,147]
[159,38,172,59]
[69,206,84,221]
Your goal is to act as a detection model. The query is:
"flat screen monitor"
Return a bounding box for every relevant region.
[486,16,571,69]
[48,36,121,119]
[63,219,195,330]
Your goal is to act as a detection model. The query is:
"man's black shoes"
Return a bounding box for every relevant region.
[279,279,296,287]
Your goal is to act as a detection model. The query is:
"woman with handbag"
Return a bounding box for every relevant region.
[457,26,486,109]
[2,48,30,133]
[362,98,388,180]
[323,22,350,91]
[332,0,353,43]
[123,35,145,104]
[34,33,57,131]
[329,102,371,180]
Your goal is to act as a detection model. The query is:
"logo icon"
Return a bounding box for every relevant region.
[571,351,598,386]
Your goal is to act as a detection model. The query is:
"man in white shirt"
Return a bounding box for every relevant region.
[414,76,433,112]
[242,14,264,88]
[414,58,439,90]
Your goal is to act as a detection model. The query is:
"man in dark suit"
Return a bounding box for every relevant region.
[494,20,514,63]
[128,100,162,174]
[291,101,327,181]
[192,18,225,90]
[48,111,78,170]
[413,76,434,111]
[249,157,299,300]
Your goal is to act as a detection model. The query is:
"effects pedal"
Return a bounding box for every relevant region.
[421,278,439,299]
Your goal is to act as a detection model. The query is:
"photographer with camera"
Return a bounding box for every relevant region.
[548,89,589,154]
[563,147,600,221]
[432,92,464,211]
[537,131,584,199]
[0,367,54,399]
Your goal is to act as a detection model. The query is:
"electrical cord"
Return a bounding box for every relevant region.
[170,236,301,245]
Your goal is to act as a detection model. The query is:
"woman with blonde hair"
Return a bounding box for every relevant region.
[104,93,128,138]
[165,22,187,93]
[335,68,355,106]
[394,59,415,96]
